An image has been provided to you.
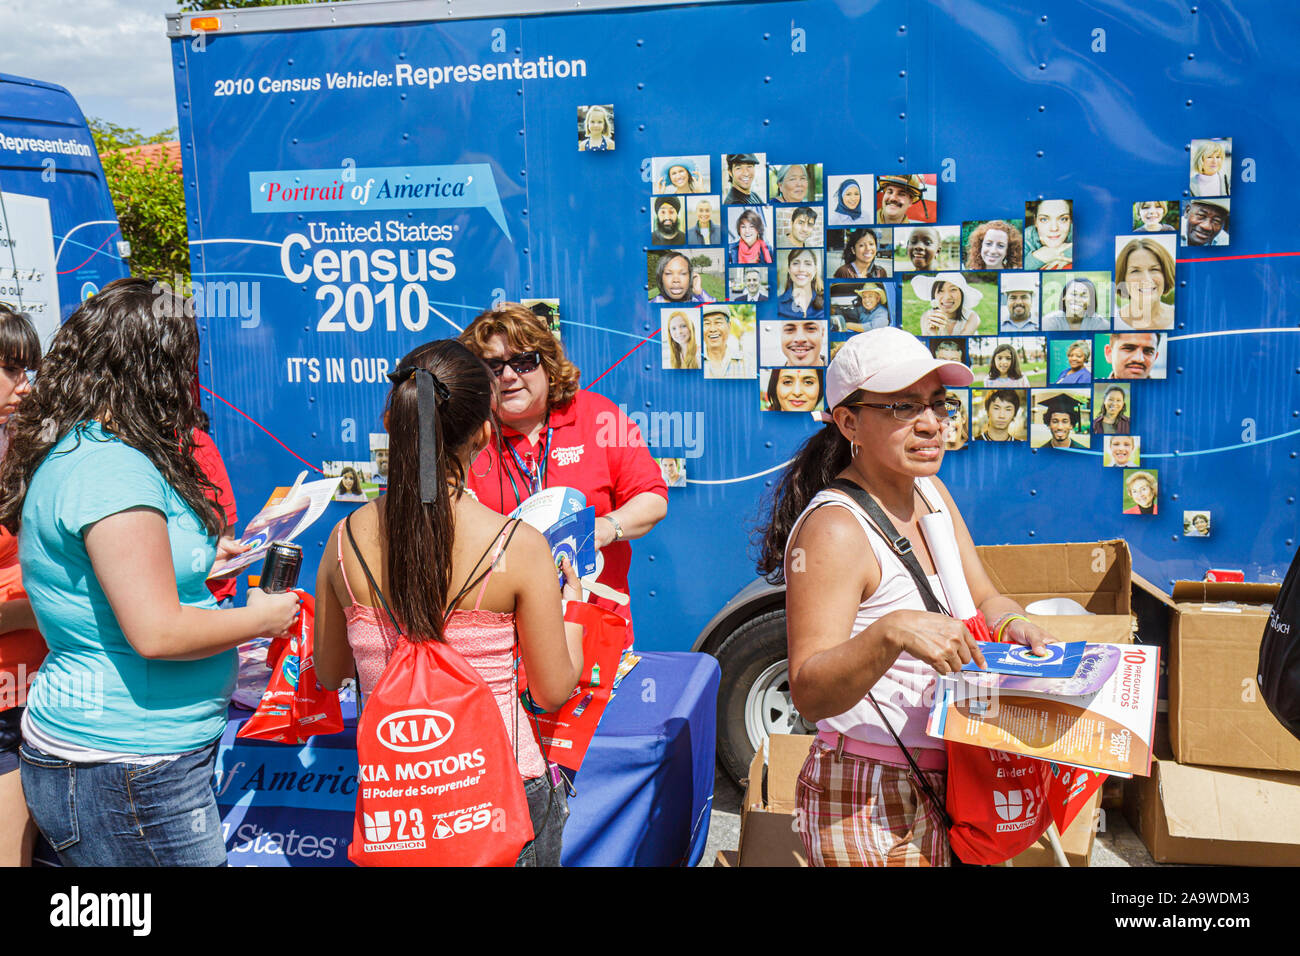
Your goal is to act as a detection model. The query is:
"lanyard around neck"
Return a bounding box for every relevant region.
[503,419,552,506]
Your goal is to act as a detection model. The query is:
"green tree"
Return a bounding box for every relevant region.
[177,0,323,10]
[89,118,190,282]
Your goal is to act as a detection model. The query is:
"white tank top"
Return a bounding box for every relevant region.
[785,477,952,754]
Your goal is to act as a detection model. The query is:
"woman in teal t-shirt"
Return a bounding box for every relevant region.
[0,279,300,867]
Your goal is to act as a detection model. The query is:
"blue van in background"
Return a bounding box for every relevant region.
[0,72,129,338]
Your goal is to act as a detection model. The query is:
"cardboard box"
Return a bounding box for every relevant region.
[736,734,810,867]
[1010,787,1102,867]
[1124,750,1300,865]
[1162,579,1300,772]
[977,539,1132,616]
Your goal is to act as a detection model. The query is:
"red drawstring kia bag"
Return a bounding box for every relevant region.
[343,516,534,867]
[349,636,534,867]
[830,479,1053,865]
[237,591,345,744]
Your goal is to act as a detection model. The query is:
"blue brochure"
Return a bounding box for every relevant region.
[961,640,1087,679]
[546,506,597,581]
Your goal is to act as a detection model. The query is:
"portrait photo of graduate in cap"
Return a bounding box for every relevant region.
[653,155,710,194]
[999,272,1040,331]
[875,173,936,224]
[686,195,721,245]
[963,219,1024,271]
[1190,138,1231,197]
[777,205,824,250]
[651,195,686,246]
[722,152,767,204]
[1024,199,1073,270]
[826,174,872,226]
[1123,468,1159,515]
[1104,434,1140,467]
[770,163,822,203]
[1182,198,1230,247]
[1030,389,1091,449]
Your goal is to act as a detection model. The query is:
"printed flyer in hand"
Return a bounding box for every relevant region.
[927,643,1160,776]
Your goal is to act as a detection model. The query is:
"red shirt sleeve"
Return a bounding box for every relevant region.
[191,429,238,526]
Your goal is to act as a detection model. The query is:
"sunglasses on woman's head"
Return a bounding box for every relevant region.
[485,350,542,377]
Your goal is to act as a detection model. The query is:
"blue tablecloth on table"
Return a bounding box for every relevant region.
[213,650,719,867]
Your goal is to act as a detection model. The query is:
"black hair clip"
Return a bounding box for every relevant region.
[387,365,451,402]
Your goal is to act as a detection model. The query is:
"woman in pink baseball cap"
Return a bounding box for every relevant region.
[756,327,1054,866]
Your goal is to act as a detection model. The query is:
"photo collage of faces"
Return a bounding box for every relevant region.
[645,140,1231,521]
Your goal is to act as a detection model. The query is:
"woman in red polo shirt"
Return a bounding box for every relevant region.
[459,304,668,641]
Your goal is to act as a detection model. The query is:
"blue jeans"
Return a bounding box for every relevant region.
[514,772,569,867]
[20,740,227,866]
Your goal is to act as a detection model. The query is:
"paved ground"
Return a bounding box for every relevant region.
[700,761,1159,867]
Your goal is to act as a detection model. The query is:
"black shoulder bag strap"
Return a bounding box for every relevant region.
[825,477,954,829]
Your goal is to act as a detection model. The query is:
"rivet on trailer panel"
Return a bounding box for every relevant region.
[1029,489,1037,496]
[1028,530,1036,537]
[1171,535,1179,542]
[1185,99,1194,107]
[643,364,651,371]
[637,83,644,90]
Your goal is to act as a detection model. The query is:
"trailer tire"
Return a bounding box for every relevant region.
[714,608,814,787]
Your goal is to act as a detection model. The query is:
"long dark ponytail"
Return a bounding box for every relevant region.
[755,401,859,583]
[382,339,493,642]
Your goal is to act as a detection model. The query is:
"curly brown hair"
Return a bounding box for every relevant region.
[965,219,1024,270]
[459,302,581,408]
[0,277,222,536]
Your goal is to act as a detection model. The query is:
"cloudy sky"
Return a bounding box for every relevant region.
[0,0,181,135]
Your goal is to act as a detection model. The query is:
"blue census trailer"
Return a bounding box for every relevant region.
[0,73,129,342]
[165,0,1300,782]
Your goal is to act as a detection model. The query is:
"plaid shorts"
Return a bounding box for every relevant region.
[796,739,950,867]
